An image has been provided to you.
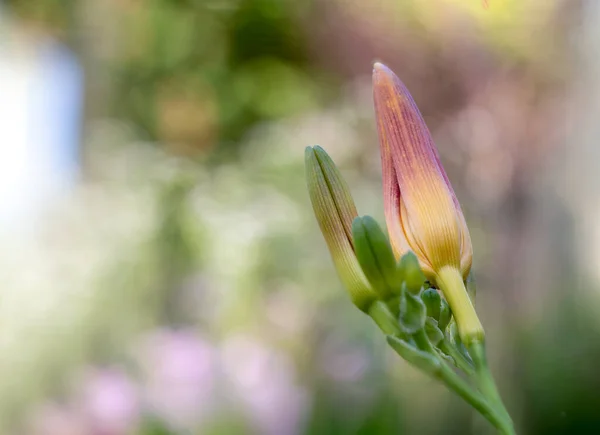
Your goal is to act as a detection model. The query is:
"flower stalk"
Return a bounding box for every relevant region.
[436,266,483,344]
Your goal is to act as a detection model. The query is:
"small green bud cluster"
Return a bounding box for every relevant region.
[349,212,477,377]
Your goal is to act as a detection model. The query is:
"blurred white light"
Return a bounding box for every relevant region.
[0,18,82,231]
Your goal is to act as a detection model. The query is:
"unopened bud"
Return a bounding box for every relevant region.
[352,215,402,299]
[305,146,378,311]
[399,252,426,294]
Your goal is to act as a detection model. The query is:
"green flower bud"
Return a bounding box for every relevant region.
[305,146,378,311]
[421,288,441,320]
[352,215,402,299]
[399,289,426,334]
[399,252,426,294]
[438,298,452,332]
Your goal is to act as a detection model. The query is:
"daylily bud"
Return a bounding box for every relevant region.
[373,62,472,282]
[305,146,378,311]
[372,62,482,343]
[352,215,402,299]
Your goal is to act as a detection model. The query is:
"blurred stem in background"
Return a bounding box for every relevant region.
[155,175,201,325]
[72,0,120,176]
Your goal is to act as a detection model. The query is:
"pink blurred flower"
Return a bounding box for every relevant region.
[319,336,370,384]
[222,336,308,435]
[138,328,217,430]
[27,403,88,435]
[78,368,140,435]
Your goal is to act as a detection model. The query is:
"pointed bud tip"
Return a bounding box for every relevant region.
[372,62,396,82]
[373,61,389,73]
[305,145,326,166]
[312,145,329,162]
[304,149,318,178]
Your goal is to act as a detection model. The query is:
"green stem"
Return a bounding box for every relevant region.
[437,362,514,435]
[436,266,484,343]
[469,340,513,426]
[370,298,515,433]
[413,331,515,435]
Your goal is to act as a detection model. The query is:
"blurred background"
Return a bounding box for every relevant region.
[0,0,597,434]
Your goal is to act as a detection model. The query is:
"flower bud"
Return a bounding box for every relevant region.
[352,215,402,300]
[399,252,426,294]
[373,62,472,282]
[373,62,483,343]
[305,146,378,311]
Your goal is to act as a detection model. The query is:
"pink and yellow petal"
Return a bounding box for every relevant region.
[373,62,462,275]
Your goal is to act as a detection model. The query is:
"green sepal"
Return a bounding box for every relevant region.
[399,289,426,334]
[438,350,456,367]
[439,337,474,374]
[425,318,444,346]
[399,252,426,294]
[421,288,441,321]
[386,334,441,376]
[449,320,472,363]
[352,215,402,299]
[386,295,401,318]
